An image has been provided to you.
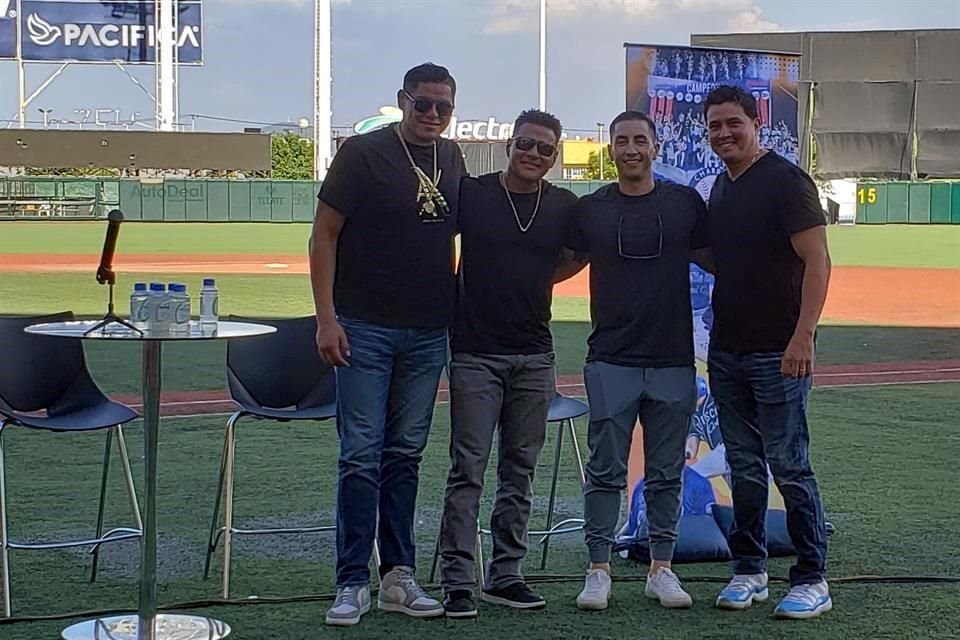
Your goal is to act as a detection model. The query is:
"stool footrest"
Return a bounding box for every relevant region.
[8,528,142,551]
[227,525,337,536]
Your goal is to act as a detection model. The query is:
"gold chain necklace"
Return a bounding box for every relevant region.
[499,171,542,233]
[394,125,448,218]
[729,147,765,181]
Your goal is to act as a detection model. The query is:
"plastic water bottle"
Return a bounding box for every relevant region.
[130,283,149,330]
[148,283,172,333]
[169,284,191,333]
[199,278,219,331]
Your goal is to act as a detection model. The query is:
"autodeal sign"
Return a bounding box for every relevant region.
[0,0,203,63]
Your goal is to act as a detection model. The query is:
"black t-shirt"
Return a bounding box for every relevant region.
[451,173,578,355]
[707,151,827,353]
[567,181,709,368]
[317,125,467,329]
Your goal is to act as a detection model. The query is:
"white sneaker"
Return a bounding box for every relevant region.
[576,568,612,611]
[377,566,444,618]
[645,567,693,608]
[715,573,769,610]
[774,581,832,619]
[325,585,371,626]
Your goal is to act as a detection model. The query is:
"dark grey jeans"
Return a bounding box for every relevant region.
[439,351,556,593]
[582,361,697,563]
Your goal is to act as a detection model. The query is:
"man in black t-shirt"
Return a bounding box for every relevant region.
[569,111,711,613]
[309,63,467,627]
[703,86,833,620]
[438,109,582,619]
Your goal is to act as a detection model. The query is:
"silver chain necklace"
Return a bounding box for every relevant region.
[729,147,765,181]
[499,171,542,233]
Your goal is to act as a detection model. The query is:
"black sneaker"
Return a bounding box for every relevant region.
[443,590,478,619]
[480,582,546,610]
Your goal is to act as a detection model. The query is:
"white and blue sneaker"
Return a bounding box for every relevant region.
[774,581,832,619]
[715,573,769,610]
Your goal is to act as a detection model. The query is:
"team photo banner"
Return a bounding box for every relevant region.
[625,42,800,199]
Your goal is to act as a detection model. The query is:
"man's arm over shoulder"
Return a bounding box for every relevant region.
[454,174,484,235]
[555,190,589,283]
[679,184,714,273]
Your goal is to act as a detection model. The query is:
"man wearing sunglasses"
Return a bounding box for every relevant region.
[437,109,583,618]
[568,111,711,612]
[310,62,467,627]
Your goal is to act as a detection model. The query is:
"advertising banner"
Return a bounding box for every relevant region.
[0,0,202,63]
[619,43,803,561]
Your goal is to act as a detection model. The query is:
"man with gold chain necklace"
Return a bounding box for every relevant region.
[310,63,466,627]
[437,109,584,618]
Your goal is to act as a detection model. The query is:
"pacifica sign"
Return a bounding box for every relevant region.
[353,107,514,142]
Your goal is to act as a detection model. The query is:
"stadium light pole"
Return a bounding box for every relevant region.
[539,0,546,111]
[156,0,176,131]
[314,0,332,180]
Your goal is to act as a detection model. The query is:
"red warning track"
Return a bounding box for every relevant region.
[112,360,960,418]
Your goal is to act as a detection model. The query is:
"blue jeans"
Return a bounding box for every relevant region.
[707,350,827,586]
[334,315,447,587]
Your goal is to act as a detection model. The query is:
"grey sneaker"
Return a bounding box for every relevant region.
[325,584,371,626]
[645,567,693,608]
[377,566,444,618]
[576,568,612,611]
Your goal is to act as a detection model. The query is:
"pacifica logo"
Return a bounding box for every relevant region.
[25,12,201,48]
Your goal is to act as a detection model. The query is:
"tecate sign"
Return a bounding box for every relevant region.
[0,1,203,63]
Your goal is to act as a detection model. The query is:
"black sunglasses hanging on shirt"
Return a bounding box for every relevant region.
[617,183,663,260]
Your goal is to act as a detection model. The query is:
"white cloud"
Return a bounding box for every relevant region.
[483,0,779,34]
[726,6,781,32]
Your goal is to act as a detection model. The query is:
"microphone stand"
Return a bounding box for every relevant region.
[84,267,143,336]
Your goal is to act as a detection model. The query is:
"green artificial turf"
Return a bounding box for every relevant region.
[1,383,958,639]
[3,222,959,268]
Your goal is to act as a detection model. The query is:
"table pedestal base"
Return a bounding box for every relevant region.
[62,614,230,640]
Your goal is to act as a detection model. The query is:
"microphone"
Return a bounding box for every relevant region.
[96,209,124,285]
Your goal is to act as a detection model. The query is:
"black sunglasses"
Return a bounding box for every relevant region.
[512,136,556,157]
[402,90,454,117]
[617,183,663,260]
[618,212,663,260]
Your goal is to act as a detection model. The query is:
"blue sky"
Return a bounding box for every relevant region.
[1,0,958,134]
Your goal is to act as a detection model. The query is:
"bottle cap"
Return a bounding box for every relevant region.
[203,278,216,287]
[134,283,147,291]
[150,283,165,292]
